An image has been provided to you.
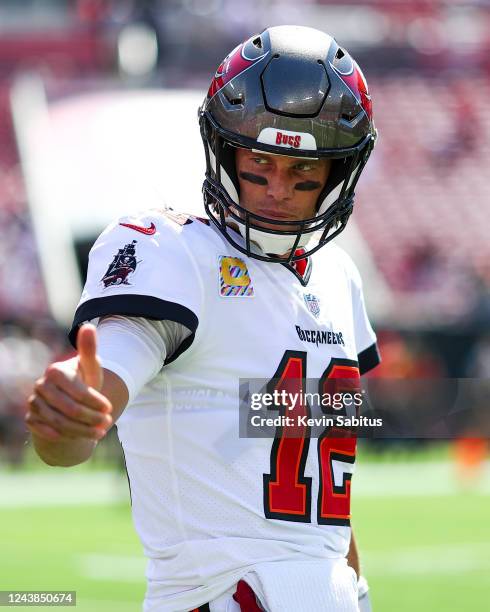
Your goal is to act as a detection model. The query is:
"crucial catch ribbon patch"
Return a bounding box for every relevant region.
[219,256,254,297]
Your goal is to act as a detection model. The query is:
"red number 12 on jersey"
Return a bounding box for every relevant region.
[263,350,360,525]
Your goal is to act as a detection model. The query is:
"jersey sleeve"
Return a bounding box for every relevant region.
[68,211,202,358]
[96,316,191,403]
[340,250,381,375]
[353,280,381,375]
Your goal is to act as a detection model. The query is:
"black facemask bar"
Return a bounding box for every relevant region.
[199,111,375,264]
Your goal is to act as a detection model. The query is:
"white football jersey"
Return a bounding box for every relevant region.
[70,209,380,612]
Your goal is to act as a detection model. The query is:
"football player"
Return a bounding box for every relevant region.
[26,26,378,611]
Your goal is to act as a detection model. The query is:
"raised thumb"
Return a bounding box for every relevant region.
[77,323,103,391]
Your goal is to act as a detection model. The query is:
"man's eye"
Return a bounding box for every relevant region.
[295,164,314,171]
[252,157,268,165]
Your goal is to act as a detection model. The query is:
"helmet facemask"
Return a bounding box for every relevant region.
[200,112,375,264]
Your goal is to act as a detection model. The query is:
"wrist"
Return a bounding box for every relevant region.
[32,434,96,467]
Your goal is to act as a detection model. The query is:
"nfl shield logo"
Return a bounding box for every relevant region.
[304,293,321,318]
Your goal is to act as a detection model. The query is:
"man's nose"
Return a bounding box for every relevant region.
[266,168,294,201]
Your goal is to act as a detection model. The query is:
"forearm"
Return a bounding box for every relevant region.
[347,529,360,578]
[32,435,97,467]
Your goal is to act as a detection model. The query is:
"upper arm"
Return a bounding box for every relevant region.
[95,316,190,405]
[340,250,381,375]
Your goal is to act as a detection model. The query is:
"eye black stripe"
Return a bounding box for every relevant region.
[239,172,268,186]
[294,181,322,191]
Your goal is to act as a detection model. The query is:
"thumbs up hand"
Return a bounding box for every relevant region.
[26,324,113,443]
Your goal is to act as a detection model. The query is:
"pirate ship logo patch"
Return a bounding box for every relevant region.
[101,240,139,288]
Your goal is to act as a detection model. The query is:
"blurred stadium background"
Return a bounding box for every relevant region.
[0,1,489,610]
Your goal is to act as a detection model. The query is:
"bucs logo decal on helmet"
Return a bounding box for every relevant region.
[208,38,268,99]
[330,57,372,120]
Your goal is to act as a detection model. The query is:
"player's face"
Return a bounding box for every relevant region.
[235,148,331,230]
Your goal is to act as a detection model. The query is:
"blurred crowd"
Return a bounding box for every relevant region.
[0,0,489,466]
[0,320,68,466]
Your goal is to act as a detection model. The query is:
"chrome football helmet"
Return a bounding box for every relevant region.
[199,25,376,263]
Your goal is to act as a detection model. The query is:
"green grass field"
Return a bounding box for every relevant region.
[1,452,489,611]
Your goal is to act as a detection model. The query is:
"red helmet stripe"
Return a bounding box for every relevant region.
[333,61,372,120]
[208,43,266,98]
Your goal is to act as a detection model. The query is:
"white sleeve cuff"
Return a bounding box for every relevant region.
[95,315,191,404]
[98,357,139,405]
[95,316,167,404]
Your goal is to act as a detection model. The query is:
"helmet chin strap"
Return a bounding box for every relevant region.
[234,218,311,256]
[211,138,348,258]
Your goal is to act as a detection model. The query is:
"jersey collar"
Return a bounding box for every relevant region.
[212,223,313,285]
[281,248,312,286]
